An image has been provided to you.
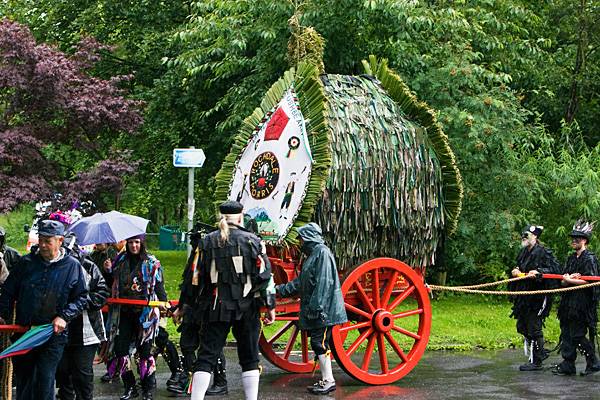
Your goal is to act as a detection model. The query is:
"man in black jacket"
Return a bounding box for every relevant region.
[56,234,110,400]
[553,220,600,376]
[0,220,88,400]
[0,226,20,285]
[509,225,560,371]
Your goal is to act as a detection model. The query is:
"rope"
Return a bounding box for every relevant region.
[428,280,600,295]
[1,332,11,400]
[449,275,530,289]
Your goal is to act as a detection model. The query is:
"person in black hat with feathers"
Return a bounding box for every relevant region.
[552,220,600,376]
[509,225,560,371]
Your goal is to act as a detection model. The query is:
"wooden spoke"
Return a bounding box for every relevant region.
[391,325,421,340]
[347,327,374,356]
[377,333,389,374]
[339,320,372,333]
[354,280,376,313]
[385,332,408,363]
[361,333,377,371]
[393,308,423,319]
[301,330,309,363]
[283,325,300,360]
[373,268,381,309]
[267,321,295,345]
[381,271,399,307]
[345,302,373,320]
[387,285,415,311]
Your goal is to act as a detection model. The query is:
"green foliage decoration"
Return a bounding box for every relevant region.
[362,55,463,235]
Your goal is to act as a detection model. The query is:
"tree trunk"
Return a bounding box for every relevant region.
[565,0,589,124]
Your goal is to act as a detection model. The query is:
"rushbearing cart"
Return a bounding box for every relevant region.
[214,56,463,385]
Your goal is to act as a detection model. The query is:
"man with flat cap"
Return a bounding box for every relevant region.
[190,201,276,400]
[553,220,600,376]
[0,220,88,400]
[509,225,560,371]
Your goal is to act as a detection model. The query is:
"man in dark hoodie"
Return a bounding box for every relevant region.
[276,222,347,395]
[0,220,88,400]
[56,234,110,400]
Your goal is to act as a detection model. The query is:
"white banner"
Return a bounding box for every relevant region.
[229,88,313,242]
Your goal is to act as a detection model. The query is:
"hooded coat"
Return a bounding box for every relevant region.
[277,223,347,330]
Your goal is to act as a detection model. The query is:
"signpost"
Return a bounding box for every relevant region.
[173,147,206,255]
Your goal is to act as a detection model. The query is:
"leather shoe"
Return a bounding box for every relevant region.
[120,386,139,400]
[551,365,575,376]
[519,362,543,371]
[308,380,336,395]
[205,384,228,396]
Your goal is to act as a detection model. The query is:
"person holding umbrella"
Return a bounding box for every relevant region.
[108,234,167,400]
[0,220,88,400]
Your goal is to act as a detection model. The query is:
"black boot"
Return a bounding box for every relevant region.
[141,372,156,400]
[167,372,190,395]
[519,338,543,371]
[120,371,139,400]
[206,357,228,396]
[164,341,183,387]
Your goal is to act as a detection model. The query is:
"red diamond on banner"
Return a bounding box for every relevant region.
[264,107,289,141]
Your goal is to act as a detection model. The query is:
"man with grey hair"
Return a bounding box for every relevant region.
[0,220,88,400]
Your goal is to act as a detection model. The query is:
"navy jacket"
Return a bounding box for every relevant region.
[0,249,88,327]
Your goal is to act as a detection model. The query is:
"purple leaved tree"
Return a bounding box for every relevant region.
[0,19,143,213]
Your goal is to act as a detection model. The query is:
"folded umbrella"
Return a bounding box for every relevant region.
[0,324,54,360]
[67,211,149,246]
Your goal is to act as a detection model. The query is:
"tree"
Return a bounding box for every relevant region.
[0,19,142,212]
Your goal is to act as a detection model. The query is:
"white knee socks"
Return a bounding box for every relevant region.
[241,369,260,400]
[318,354,335,382]
[191,371,211,400]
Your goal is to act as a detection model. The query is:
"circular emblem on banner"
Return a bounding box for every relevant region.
[250,151,280,200]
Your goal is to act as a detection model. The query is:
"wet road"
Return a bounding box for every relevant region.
[91,348,598,399]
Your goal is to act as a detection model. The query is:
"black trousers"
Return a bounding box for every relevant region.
[195,308,259,373]
[13,333,68,400]
[560,318,597,371]
[113,310,152,359]
[309,326,333,357]
[56,343,99,400]
[154,326,181,373]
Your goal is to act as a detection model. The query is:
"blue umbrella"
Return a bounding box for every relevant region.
[0,324,54,359]
[67,211,149,245]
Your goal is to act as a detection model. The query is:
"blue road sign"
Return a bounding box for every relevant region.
[173,148,206,168]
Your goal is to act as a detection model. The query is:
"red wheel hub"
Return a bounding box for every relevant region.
[372,310,394,333]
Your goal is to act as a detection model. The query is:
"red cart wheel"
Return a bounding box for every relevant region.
[259,313,314,373]
[331,258,431,385]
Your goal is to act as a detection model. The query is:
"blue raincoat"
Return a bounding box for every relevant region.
[277,223,347,330]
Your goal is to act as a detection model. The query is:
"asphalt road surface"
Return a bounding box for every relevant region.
[88,348,600,400]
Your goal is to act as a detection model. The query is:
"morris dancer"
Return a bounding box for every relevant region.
[190,201,275,400]
[277,223,347,395]
[509,225,560,371]
[553,220,600,376]
[109,235,167,400]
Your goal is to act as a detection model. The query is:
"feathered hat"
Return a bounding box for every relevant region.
[570,219,594,240]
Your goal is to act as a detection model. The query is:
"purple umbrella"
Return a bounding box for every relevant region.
[67,211,149,245]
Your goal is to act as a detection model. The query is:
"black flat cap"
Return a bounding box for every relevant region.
[38,220,65,237]
[219,200,244,214]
